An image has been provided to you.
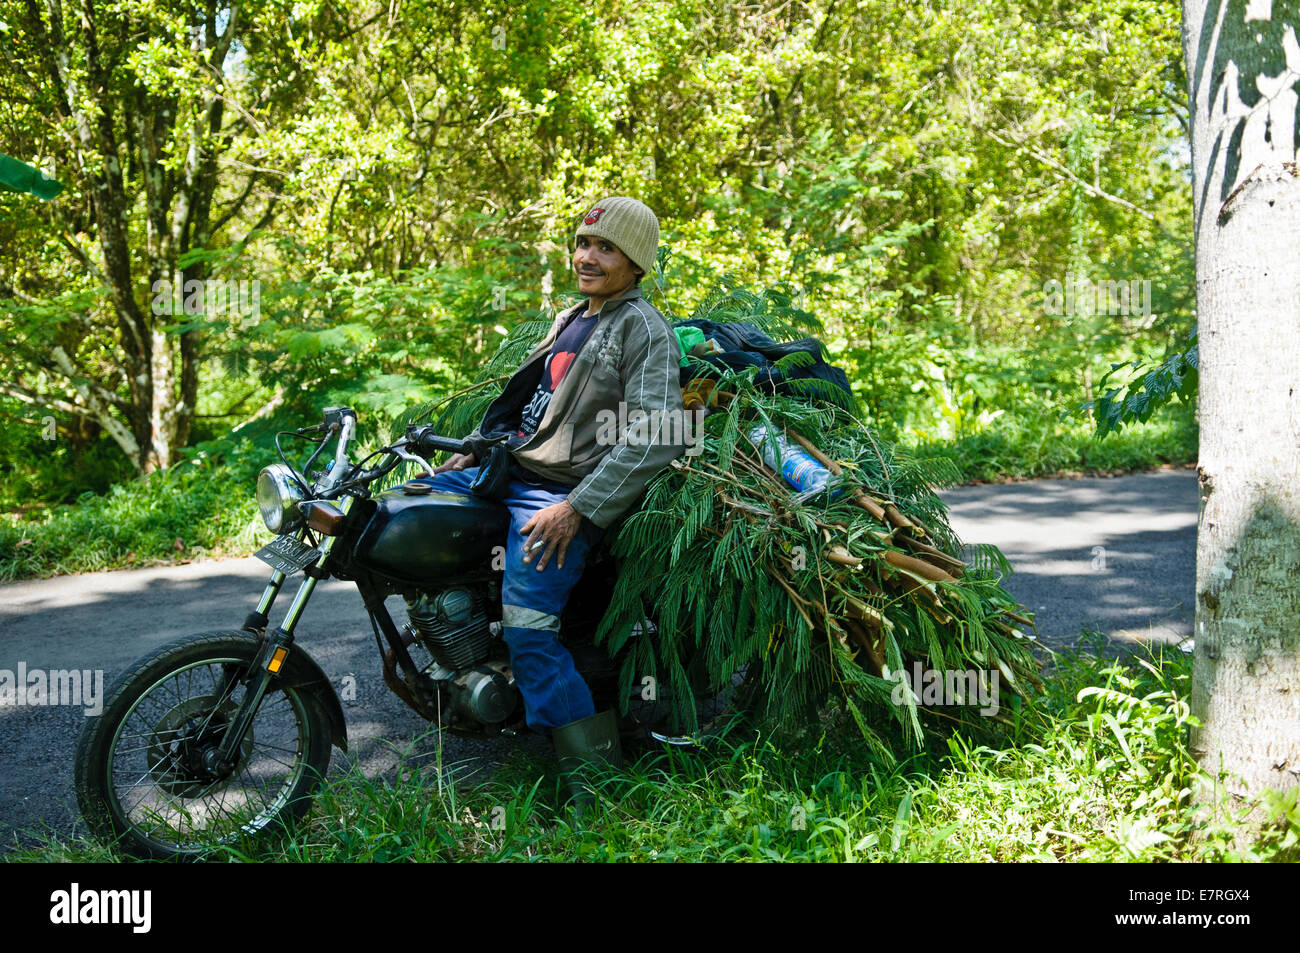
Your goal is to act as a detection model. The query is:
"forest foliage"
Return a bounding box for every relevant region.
[1,0,1195,508]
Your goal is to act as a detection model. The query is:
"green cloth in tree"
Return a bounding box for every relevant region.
[0,154,63,201]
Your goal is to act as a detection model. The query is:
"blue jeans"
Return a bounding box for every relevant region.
[421,465,602,730]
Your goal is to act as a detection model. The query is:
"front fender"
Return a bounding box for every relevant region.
[276,644,349,752]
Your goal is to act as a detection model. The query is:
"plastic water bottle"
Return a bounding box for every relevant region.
[748,424,832,496]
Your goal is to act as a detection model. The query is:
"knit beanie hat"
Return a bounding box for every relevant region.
[575,196,659,276]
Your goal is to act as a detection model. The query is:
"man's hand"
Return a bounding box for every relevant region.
[520,500,583,571]
[433,451,477,474]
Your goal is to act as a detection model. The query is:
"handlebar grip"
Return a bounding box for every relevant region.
[410,427,470,458]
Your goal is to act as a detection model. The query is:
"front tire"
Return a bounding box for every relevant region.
[75,631,332,860]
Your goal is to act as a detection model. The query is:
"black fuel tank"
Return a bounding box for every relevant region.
[352,487,510,584]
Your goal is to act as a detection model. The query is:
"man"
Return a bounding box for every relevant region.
[427,196,686,785]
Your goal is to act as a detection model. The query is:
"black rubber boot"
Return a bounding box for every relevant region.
[551,709,624,813]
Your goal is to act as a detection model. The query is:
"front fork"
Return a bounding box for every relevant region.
[210,498,353,772]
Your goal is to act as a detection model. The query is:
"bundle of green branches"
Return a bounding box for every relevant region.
[593,372,1042,751]
[407,278,1041,751]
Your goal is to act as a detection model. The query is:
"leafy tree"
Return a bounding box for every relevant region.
[0,0,344,470]
[1,0,1198,498]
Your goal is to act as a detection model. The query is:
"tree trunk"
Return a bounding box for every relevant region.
[1184,0,1300,822]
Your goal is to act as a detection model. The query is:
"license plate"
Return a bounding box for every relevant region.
[255,535,319,574]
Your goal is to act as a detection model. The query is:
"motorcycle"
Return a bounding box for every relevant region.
[74,405,753,859]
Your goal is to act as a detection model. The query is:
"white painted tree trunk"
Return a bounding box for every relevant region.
[1183,0,1300,814]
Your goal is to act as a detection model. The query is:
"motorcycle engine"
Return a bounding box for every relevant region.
[405,588,493,670]
[404,588,518,728]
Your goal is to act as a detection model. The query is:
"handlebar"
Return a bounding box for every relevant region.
[406,425,470,458]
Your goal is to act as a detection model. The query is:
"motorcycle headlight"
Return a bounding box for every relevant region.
[257,464,306,534]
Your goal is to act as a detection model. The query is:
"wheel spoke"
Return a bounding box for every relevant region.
[250,741,302,756]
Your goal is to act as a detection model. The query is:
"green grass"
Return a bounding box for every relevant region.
[15,641,1296,863]
[0,443,264,581]
[906,405,1197,485]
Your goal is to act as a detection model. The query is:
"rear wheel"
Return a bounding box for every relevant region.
[75,631,332,860]
[617,619,767,751]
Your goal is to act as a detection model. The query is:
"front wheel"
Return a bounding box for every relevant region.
[75,631,333,860]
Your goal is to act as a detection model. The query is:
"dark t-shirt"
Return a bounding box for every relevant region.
[508,308,599,448]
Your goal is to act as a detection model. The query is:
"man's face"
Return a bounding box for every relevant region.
[572,234,643,306]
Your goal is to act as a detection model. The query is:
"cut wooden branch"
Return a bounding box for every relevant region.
[883,549,958,584]
[768,569,817,631]
[884,566,946,610]
[920,602,956,626]
[896,534,966,576]
[786,428,841,472]
[824,545,863,568]
[883,503,922,536]
[993,658,1029,699]
[842,592,894,632]
[999,608,1037,629]
[850,493,890,524]
[843,618,885,675]
[908,515,934,539]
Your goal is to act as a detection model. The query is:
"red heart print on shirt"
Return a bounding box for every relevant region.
[549,351,576,388]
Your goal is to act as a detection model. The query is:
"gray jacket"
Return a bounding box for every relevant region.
[466,286,687,529]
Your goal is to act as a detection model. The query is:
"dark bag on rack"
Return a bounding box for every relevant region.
[673,319,855,410]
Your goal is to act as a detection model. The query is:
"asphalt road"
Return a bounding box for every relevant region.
[0,466,1198,853]
[941,466,1197,653]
